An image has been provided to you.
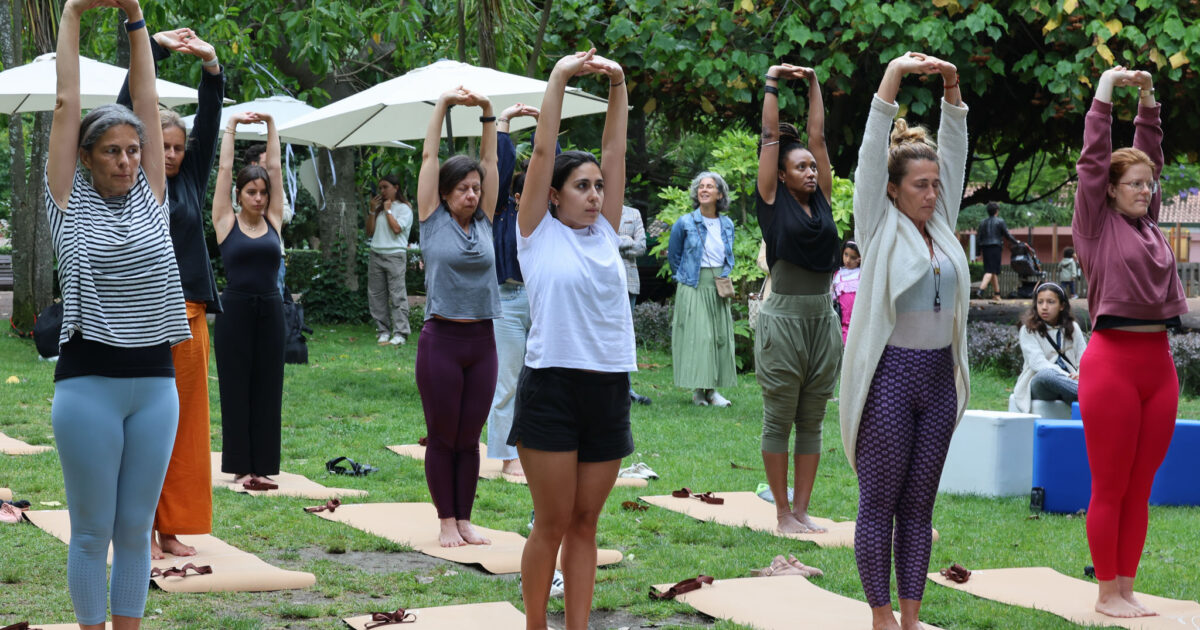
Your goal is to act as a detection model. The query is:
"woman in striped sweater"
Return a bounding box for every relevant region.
[47,0,190,627]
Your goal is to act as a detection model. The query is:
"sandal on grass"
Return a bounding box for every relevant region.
[326,456,379,477]
[151,563,213,579]
[940,563,971,583]
[751,555,807,577]
[787,554,823,578]
[671,488,724,504]
[365,608,416,627]
[2,622,41,630]
[304,499,342,514]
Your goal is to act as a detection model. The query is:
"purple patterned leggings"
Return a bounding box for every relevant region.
[854,345,957,608]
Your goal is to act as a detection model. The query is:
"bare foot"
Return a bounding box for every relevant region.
[1124,594,1156,617]
[1095,593,1151,618]
[776,512,812,534]
[1117,576,1157,616]
[871,616,900,630]
[457,520,491,545]
[158,534,197,557]
[439,519,466,547]
[501,459,525,477]
[900,620,925,630]
[150,538,166,560]
[791,511,828,533]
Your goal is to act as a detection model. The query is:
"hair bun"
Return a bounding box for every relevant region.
[889,118,930,148]
[778,122,802,145]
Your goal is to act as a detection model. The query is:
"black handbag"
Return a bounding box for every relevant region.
[32,302,63,359]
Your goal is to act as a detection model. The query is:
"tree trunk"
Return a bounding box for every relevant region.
[5,0,54,328]
[478,0,496,69]
[526,0,553,76]
[455,0,466,62]
[314,147,360,290]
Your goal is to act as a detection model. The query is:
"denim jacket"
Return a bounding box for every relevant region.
[667,209,735,287]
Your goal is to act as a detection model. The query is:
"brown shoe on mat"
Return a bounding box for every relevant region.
[788,554,823,578]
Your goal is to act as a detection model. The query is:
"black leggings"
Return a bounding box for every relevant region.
[215,290,285,476]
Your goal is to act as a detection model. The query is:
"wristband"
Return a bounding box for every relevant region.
[124,18,146,33]
[764,85,779,96]
[496,117,510,124]
[479,116,496,123]
[944,75,960,89]
[202,56,220,68]
[610,79,625,87]
[764,74,779,81]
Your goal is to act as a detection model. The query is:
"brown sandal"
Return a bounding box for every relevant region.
[787,554,823,578]
[2,622,41,630]
[365,608,416,627]
[670,488,725,505]
[940,563,971,583]
[304,499,342,513]
[649,574,714,600]
[242,477,279,491]
[151,563,213,579]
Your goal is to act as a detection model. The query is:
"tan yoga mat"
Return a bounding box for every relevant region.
[0,488,11,501]
[24,509,315,592]
[210,452,368,499]
[643,491,885,549]
[35,624,112,629]
[0,432,53,455]
[653,575,944,630]
[311,501,623,574]
[343,601,525,630]
[928,566,1200,629]
[387,443,648,487]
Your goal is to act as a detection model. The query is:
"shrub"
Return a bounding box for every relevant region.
[301,241,371,324]
[633,300,673,351]
[967,321,1022,377]
[1170,332,1200,396]
[284,249,320,295]
[408,303,425,337]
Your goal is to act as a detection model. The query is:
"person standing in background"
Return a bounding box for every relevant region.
[366,174,414,345]
[975,202,1020,299]
[619,203,652,406]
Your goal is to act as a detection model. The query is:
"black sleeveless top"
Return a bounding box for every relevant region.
[755,185,839,273]
[219,220,281,294]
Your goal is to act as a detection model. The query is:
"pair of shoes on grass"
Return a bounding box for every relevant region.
[618,462,659,480]
[694,389,732,407]
[377,332,406,345]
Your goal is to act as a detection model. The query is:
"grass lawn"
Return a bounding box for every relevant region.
[1,323,1197,629]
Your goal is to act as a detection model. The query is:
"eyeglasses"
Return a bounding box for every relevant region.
[1118,180,1159,194]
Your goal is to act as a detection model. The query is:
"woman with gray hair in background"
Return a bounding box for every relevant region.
[667,171,737,407]
[47,0,191,626]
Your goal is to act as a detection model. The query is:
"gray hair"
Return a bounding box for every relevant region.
[689,170,731,214]
[79,103,145,152]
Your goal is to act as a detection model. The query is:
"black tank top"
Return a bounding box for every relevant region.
[219,219,281,294]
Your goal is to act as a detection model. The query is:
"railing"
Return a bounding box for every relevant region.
[987,262,1200,299]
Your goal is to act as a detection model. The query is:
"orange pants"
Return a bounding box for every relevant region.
[155,301,213,534]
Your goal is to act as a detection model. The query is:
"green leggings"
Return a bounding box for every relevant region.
[754,292,842,454]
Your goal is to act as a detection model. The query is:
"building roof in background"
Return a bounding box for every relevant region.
[1161,191,1200,225]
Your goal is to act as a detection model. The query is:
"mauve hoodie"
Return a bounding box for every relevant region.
[1072,99,1186,328]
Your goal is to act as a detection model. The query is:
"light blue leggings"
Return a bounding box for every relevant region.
[52,375,178,625]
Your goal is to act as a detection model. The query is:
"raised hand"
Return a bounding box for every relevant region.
[179,33,217,63]
[458,88,492,109]
[229,111,262,126]
[370,194,383,212]
[153,28,196,52]
[552,49,596,78]
[500,103,540,121]
[890,51,941,76]
[584,54,624,83]
[64,0,120,13]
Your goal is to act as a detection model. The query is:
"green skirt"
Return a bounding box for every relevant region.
[672,268,737,389]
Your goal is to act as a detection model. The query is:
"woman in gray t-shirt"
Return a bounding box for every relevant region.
[414,87,501,549]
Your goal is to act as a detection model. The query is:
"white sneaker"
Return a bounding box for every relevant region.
[549,570,565,598]
[377,332,390,345]
[707,390,732,407]
[389,333,406,346]
[633,462,659,479]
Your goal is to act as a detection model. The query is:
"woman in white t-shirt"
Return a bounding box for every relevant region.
[366,173,414,345]
[509,49,632,630]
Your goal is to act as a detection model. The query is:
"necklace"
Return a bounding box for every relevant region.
[929,239,942,313]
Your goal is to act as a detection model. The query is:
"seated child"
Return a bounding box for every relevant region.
[1012,282,1087,413]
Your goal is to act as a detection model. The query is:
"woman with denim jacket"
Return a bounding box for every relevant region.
[667,172,737,407]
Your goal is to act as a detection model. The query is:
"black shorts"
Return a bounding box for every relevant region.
[508,366,634,462]
[981,244,1003,274]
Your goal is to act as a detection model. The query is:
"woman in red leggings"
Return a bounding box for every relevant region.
[1073,65,1184,619]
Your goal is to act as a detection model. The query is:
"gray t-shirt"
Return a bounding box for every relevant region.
[420,206,500,321]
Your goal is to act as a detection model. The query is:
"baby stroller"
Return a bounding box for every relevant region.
[1007,242,1045,299]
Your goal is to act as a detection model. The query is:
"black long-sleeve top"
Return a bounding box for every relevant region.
[118,39,225,312]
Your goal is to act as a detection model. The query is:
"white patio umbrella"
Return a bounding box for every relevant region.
[277,59,610,148]
[182,95,413,149]
[0,52,204,114]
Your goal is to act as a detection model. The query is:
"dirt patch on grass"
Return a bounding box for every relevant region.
[549,610,713,629]
[285,546,517,579]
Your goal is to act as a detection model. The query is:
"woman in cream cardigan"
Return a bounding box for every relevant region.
[839,51,970,630]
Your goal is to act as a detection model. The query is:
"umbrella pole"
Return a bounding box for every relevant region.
[445,104,455,153]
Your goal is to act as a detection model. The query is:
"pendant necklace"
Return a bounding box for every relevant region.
[929,239,942,313]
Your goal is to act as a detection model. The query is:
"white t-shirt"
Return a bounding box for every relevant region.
[370,201,413,254]
[700,215,725,268]
[517,212,637,372]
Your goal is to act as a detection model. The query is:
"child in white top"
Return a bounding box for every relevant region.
[831,240,862,342]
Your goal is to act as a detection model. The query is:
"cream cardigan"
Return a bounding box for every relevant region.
[839,96,971,472]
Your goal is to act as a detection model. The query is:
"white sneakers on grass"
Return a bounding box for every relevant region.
[694,389,732,407]
[618,462,660,480]
[389,333,406,346]
[377,332,390,345]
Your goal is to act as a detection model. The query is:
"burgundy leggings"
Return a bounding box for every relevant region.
[1078,329,1177,581]
[854,345,957,608]
[415,319,498,520]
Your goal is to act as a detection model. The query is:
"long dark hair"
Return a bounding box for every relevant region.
[548,150,600,218]
[1020,282,1077,340]
[380,173,409,205]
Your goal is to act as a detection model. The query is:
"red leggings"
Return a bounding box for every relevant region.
[1077,329,1176,581]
